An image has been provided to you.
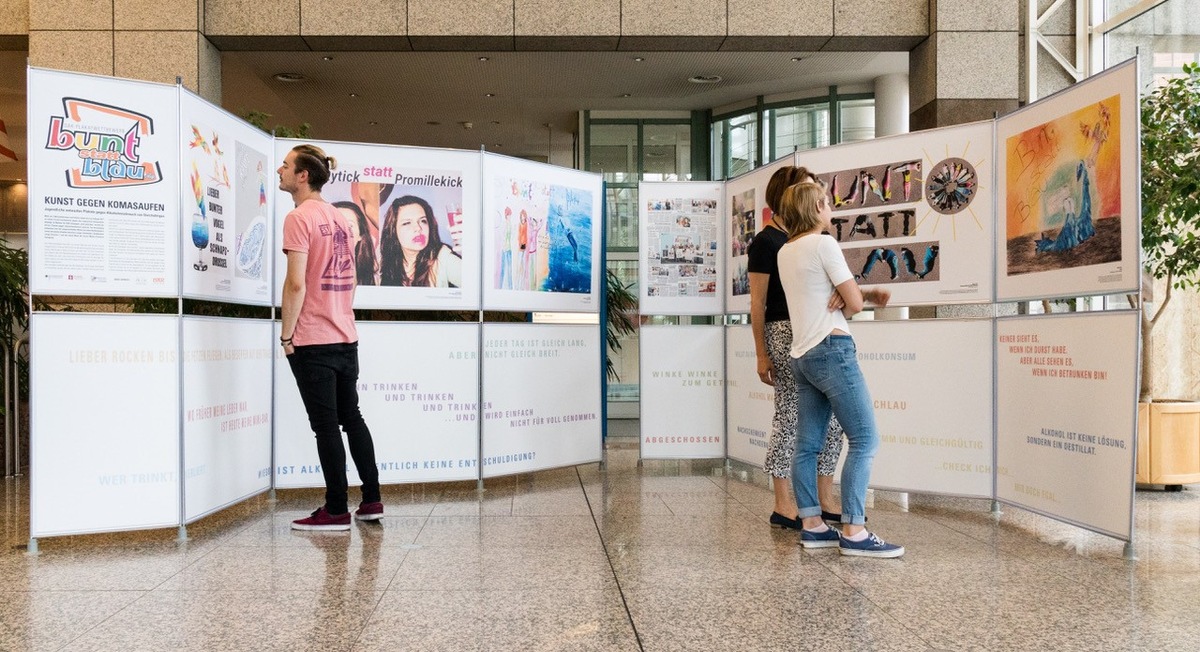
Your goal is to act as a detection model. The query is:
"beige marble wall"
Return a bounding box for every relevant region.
[0,0,29,49]
[26,0,218,101]
[911,0,1024,130]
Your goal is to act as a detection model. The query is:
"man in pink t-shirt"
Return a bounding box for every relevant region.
[279,144,382,531]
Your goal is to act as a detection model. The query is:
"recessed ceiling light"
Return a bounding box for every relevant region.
[621,93,631,98]
[272,72,306,83]
[485,93,495,97]
[688,75,722,84]
[791,57,803,62]
[322,56,334,61]
[349,92,359,98]
[633,57,645,62]
[369,121,378,125]
[493,143,502,147]
[479,56,490,62]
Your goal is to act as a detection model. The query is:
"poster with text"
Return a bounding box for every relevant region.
[638,182,724,315]
[482,153,602,312]
[273,139,482,310]
[852,319,993,498]
[799,121,995,306]
[181,91,274,304]
[182,317,273,522]
[995,311,1139,540]
[724,157,794,314]
[273,322,481,488]
[725,324,775,468]
[27,68,180,297]
[639,325,725,459]
[31,313,180,537]
[481,323,601,477]
[996,59,1140,301]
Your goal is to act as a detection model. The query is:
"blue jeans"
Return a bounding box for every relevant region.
[287,342,381,514]
[789,335,879,525]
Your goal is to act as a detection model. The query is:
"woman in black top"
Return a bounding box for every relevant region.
[748,165,846,529]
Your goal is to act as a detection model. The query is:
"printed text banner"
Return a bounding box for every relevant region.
[481,153,603,313]
[31,313,180,537]
[995,311,1139,540]
[273,139,482,311]
[640,325,725,459]
[482,323,602,477]
[724,324,775,468]
[27,68,180,297]
[853,319,994,498]
[273,322,480,488]
[182,317,273,522]
[995,59,1140,302]
[638,182,725,315]
[180,91,275,305]
[796,121,995,306]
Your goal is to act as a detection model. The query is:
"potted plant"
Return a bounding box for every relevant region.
[1134,61,1200,487]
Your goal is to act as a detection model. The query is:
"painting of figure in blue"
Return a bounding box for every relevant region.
[1035,161,1096,252]
[545,186,592,293]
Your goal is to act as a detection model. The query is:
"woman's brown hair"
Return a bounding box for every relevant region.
[776,181,827,239]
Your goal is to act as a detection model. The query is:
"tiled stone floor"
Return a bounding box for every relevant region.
[2,441,1198,651]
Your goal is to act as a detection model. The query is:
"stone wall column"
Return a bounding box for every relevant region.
[910,1,1021,130]
[28,0,219,102]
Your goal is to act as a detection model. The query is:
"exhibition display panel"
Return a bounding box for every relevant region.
[638,182,725,316]
[25,67,607,540]
[639,325,725,460]
[26,60,1143,548]
[271,139,483,311]
[724,324,774,468]
[481,323,602,478]
[31,313,181,537]
[797,121,996,306]
[181,90,275,305]
[182,317,273,522]
[995,59,1141,302]
[852,319,994,499]
[27,69,180,298]
[995,311,1140,540]
[481,153,603,313]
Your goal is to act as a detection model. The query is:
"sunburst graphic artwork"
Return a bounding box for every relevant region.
[913,142,987,243]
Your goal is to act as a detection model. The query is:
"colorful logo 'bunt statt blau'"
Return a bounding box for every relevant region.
[44,97,161,188]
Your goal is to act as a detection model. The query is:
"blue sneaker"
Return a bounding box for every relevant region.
[799,527,840,549]
[839,532,904,558]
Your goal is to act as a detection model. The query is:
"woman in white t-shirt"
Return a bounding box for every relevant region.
[775,181,904,558]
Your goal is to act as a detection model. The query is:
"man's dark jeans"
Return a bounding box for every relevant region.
[286,342,380,514]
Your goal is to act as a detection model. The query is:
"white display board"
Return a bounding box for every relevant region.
[482,323,602,477]
[31,313,180,536]
[481,154,603,312]
[639,325,725,459]
[995,59,1140,301]
[724,157,794,314]
[180,91,274,304]
[995,311,1139,540]
[27,68,180,297]
[273,139,482,310]
[182,317,273,522]
[638,182,725,315]
[798,121,995,306]
[852,319,993,498]
[273,322,481,488]
[724,324,775,467]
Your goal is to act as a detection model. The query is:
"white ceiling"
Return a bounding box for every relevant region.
[0,49,908,181]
